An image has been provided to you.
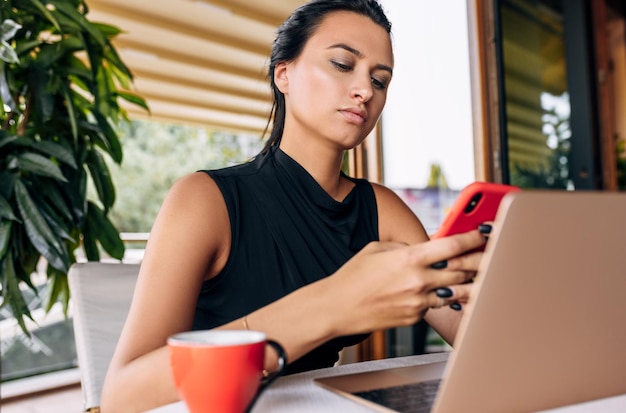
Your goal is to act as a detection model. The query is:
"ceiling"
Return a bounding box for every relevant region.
[87,0,308,134]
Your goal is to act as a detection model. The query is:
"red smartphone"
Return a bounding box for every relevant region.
[432,182,521,239]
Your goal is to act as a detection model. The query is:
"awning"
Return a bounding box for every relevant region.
[87,0,308,133]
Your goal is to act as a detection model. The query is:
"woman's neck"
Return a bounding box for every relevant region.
[278,140,352,202]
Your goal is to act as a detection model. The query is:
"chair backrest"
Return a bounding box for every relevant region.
[68,262,140,412]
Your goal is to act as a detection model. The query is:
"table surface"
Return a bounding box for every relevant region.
[150,352,626,413]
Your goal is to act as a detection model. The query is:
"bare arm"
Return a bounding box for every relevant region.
[100,172,229,412]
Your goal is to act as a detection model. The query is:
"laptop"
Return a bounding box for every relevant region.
[316,190,626,413]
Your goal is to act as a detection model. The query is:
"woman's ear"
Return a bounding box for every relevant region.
[274,61,290,94]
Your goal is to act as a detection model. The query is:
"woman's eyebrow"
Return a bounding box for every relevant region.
[327,43,393,75]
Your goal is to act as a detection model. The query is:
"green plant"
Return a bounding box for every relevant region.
[0,0,148,334]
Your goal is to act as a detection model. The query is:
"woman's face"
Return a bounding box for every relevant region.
[275,11,394,151]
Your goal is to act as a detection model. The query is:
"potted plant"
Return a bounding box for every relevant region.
[0,0,148,334]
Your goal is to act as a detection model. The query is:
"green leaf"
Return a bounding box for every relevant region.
[0,220,12,261]
[0,171,16,199]
[44,266,70,314]
[1,250,34,336]
[108,61,131,90]
[60,166,88,224]
[80,31,103,89]
[54,1,108,47]
[0,134,19,149]
[53,10,84,33]
[75,168,89,216]
[81,210,99,261]
[14,179,68,272]
[0,193,18,221]
[95,63,114,115]
[91,22,123,38]
[16,152,68,182]
[87,149,116,210]
[38,194,74,242]
[103,43,133,81]
[86,201,124,260]
[15,138,77,169]
[42,181,74,223]
[92,111,123,163]
[68,85,92,112]
[37,37,82,67]
[117,91,150,112]
[26,0,62,33]
[30,64,55,121]
[61,83,78,142]
[62,55,90,81]
[14,39,42,56]
[36,140,77,169]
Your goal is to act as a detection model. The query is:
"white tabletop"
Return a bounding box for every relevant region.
[150,352,626,413]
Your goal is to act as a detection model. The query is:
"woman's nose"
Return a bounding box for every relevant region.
[350,76,373,102]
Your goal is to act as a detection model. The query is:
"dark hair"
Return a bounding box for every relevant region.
[260,0,392,153]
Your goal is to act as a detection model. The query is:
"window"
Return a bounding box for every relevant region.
[493,0,615,189]
[497,0,574,189]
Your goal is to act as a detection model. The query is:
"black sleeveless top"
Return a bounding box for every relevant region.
[194,146,379,374]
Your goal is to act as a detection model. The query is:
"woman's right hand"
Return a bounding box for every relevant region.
[324,228,485,336]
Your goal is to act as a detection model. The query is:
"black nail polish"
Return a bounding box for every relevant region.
[435,287,453,298]
[478,224,492,234]
[450,302,462,311]
[430,260,448,270]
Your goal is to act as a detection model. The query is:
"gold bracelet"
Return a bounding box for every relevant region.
[243,315,270,377]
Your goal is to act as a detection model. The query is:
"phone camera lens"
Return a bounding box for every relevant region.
[464,193,482,213]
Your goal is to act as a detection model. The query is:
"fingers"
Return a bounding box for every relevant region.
[418,229,486,268]
[431,287,453,310]
[429,283,474,311]
[445,250,483,273]
[427,249,481,312]
[431,295,447,309]
[478,223,492,235]
[422,230,486,291]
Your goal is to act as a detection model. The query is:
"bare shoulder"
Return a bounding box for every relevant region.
[164,171,224,207]
[141,171,231,284]
[370,182,429,243]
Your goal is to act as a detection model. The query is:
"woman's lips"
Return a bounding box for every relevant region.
[339,108,367,125]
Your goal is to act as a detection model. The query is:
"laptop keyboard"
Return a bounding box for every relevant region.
[352,378,441,413]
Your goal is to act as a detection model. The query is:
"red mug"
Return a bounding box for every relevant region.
[167,330,287,413]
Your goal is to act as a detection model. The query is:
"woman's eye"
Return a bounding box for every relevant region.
[331,60,352,72]
[372,77,388,90]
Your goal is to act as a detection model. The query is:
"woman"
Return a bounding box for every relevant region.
[100,1,485,411]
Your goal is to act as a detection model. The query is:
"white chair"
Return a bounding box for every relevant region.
[68,262,140,413]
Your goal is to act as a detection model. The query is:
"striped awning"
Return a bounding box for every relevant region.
[87,0,308,133]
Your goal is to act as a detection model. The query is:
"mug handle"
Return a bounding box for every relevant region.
[245,339,288,413]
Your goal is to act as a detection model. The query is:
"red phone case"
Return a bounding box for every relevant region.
[432,182,521,239]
